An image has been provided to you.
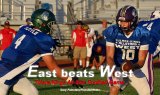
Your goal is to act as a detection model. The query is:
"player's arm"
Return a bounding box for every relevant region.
[99,46,106,66]
[153,45,160,57]
[132,29,150,70]
[96,56,105,67]
[42,55,83,88]
[150,31,160,57]
[42,55,68,80]
[35,35,83,88]
[99,56,105,66]
[132,48,148,70]
[103,26,116,68]
[106,44,115,68]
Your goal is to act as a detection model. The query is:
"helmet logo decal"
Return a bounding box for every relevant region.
[36,19,43,25]
[31,9,56,34]
[41,11,49,21]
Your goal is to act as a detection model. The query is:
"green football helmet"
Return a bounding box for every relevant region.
[31,9,56,34]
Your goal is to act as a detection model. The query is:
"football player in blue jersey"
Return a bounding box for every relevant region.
[103,5,151,95]
[139,10,160,95]
[0,9,82,95]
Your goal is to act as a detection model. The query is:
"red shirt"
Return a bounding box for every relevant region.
[0,28,16,50]
[71,28,87,47]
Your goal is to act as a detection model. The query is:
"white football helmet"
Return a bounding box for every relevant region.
[150,10,160,20]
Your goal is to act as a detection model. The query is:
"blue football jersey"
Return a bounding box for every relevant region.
[103,25,150,67]
[138,18,160,54]
[0,25,55,85]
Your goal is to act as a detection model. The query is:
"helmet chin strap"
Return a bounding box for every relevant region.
[122,28,133,35]
[120,22,133,35]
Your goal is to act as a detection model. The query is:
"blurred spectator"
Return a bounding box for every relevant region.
[66,45,73,60]
[26,18,32,26]
[83,24,96,68]
[19,18,32,28]
[90,43,106,70]
[0,21,16,59]
[98,19,107,37]
[96,19,108,45]
[71,21,88,70]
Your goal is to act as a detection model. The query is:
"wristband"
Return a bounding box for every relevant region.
[66,77,72,82]
[132,63,141,71]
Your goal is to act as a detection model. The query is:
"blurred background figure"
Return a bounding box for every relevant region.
[71,21,87,70]
[66,45,74,60]
[96,19,108,45]
[0,21,16,59]
[83,24,95,68]
[90,43,106,70]
[97,19,108,37]
[26,18,32,26]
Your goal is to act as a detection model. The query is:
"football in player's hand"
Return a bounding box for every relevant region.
[121,60,133,72]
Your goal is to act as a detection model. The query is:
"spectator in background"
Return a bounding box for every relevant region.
[26,18,32,26]
[83,24,95,68]
[19,18,32,28]
[0,21,16,59]
[98,19,108,35]
[71,21,88,70]
[90,43,106,70]
[96,19,108,45]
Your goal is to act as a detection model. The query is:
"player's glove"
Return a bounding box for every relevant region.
[66,46,73,60]
[66,77,83,88]
[72,76,83,88]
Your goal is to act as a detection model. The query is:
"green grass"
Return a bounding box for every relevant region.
[10,68,160,95]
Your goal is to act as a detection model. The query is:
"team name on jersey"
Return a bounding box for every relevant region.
[24,27,39,35]
[115,39,140,49]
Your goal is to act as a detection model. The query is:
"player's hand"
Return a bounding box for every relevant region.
[53,39,61,49]
[66,47,73,60]
[72,77,83,88]
[71,45,74,49]
[121,60,133,72]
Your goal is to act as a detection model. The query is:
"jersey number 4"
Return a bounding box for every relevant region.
[143,22,153,31]
[15,35,26,49]
[122,49,135,60]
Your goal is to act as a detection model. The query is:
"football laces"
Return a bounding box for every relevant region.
[121,62,127,71]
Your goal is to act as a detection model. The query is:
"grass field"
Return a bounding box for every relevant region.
[10,67,160,95]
